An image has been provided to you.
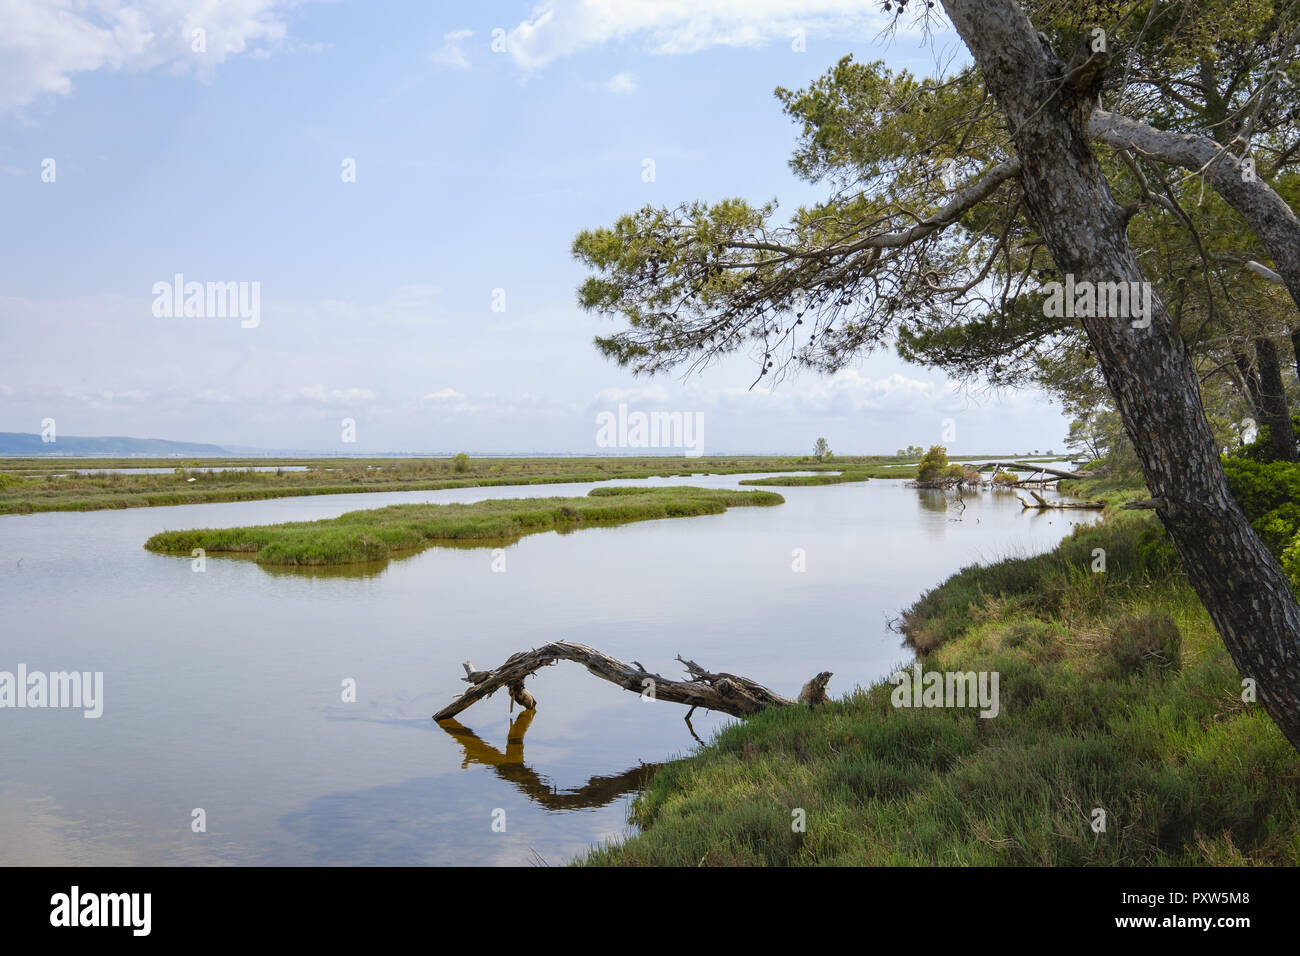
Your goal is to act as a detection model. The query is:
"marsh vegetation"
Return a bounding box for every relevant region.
[143,485,784,567]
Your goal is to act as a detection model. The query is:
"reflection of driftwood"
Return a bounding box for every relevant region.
[1015,490,1104,510]
[432,641,831,721]
[438,712,658,811]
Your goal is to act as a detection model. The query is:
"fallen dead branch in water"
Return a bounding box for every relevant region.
[433,641,832,721]
[1016,490,1104,510]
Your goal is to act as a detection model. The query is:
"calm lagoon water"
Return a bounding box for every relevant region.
[0,475,1097,865]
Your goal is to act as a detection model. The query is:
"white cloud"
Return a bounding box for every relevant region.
[0,292,1065,453]
[422,387,467,405]
[502,0,898,71]
[704,369,941,415]
[430,29,474,71]
[591,384,671,405]
[0,0,301,113]
[604,71,637,94]
[304,285,444,329]
[589,370,946,418]
[298,385,376,404]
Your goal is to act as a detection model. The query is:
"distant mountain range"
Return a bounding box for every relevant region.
[0,432,229,456]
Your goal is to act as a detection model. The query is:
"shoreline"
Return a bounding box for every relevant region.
[579,479,1300,865]
[0,454,1072,514]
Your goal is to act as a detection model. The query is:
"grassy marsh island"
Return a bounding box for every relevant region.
[738,469,872,486]
[0,453,1071,514]
[0,455,853,513]
[581,480,1300,866]
[143,486,783,567]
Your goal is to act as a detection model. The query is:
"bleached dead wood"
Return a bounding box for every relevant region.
[1015,489,1105,510]
[971,462,1084,480]
[432,641,832,721]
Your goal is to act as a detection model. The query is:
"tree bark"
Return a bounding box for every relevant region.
[1234,348,1263,413]
[1254,336,1296,461]
[943,0,1300,751]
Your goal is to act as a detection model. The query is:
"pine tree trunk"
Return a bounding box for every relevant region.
[942,0,1300,751]
[1234,349,1263,413]
[1254,337,1296,461]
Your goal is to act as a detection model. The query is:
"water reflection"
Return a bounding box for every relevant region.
[916,488,954,513]
[1,473,1098,865]
[438,713,658,812]
[189,535,523,577]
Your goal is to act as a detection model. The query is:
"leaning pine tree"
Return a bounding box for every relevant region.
[571,0,1300,751]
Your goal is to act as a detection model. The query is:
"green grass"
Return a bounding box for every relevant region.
[738,469,871,486]
[579,510,1300,865]
[1056,472,1148,510]
[143,486,784,567]
[3,455,870,514]
[0,452,1070,513]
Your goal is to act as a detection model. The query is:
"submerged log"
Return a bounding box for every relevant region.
[1015,490,1104,510]
[433,641,832,721]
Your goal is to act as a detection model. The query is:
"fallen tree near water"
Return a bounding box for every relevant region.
[971,462,1084,480]
[1016,490,1104,510]
[432,641,832,721]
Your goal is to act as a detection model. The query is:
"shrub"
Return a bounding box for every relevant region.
[1003,620,1053,648]
[452,453,470,473]
[1103,612,1182,679]
[1136,524,1181,577]
[1235,414,1300,463]
[916,445,951,482]
[1222,456,1300,590]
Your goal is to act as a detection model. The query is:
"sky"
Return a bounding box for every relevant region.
[0,0,1073,456]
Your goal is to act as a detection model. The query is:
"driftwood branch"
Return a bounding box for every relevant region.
[971,461,1084,480]
[433,641,831,721]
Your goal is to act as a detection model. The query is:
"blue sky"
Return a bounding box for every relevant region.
[0,1,1071,455]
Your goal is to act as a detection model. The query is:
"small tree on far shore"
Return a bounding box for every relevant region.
[814,437,833,461]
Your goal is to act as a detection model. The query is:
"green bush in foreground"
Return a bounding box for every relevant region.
[580,513,1300,866]
[144,486,783,567]
[1222,456,1300,591]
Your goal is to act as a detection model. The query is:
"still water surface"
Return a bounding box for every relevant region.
[0,474,1096,865]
